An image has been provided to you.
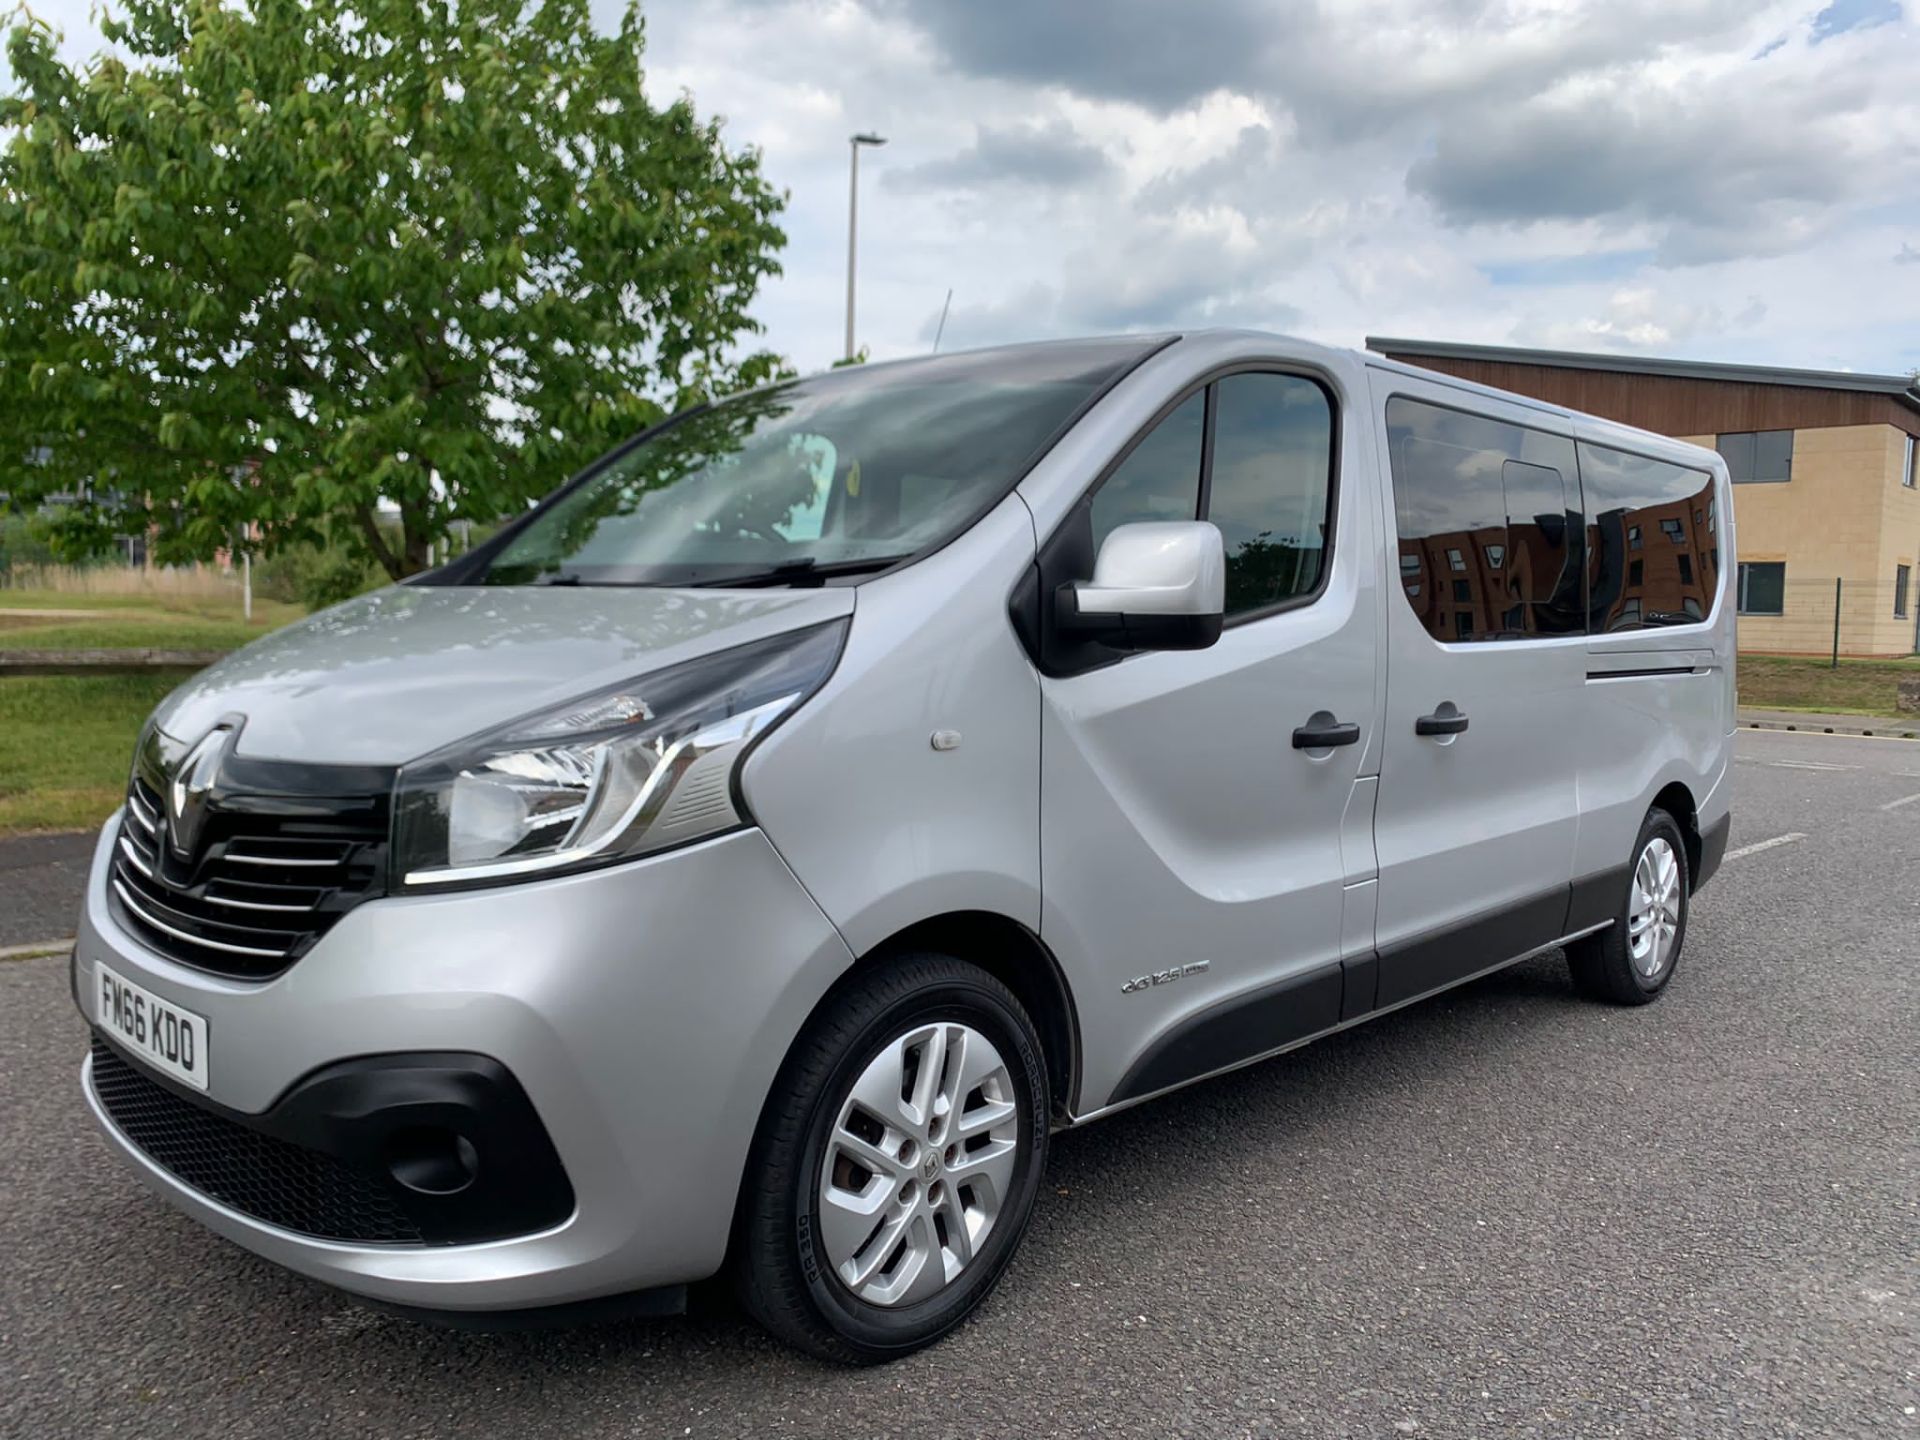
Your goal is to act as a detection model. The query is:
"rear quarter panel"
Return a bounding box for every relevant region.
[1572,420,1735,886]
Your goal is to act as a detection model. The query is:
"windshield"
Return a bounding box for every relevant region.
[479,337,1159,587]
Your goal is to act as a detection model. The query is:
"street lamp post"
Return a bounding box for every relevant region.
[845,132,886,362]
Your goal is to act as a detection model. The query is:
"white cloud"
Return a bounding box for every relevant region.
[8,0,1920,376]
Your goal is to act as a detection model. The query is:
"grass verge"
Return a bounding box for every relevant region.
[0,674,184,834]
[1736,655,1920,719]
[0,616,288,652]
[0,584,302,618]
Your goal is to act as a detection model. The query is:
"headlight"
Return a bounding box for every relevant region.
[391,621,846,889]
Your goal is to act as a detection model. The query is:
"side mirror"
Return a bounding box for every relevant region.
[1061,521,1225,652]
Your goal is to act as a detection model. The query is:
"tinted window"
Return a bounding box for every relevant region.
[1385,398,1582,643]
[1717,429,1792,484]
[1578,442,1717,631]
[1089,392,1204,554]
[1206,373,1334,616]
[1736,562,1784,615]
[1897,564,1911,620]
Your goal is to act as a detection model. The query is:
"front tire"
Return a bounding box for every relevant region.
[1567,808,1691,1005]
[733,954,1050,1363]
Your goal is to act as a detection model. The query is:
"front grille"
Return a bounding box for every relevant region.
[110,749,390,980]
[89,1038,423,1244]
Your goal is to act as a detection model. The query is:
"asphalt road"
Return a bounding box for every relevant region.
[2,729,1915,1439]
[0,829,94,949]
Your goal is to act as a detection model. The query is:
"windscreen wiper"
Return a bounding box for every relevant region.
[690,555,911,588]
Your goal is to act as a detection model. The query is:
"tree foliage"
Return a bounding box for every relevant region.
[0,0,788,579]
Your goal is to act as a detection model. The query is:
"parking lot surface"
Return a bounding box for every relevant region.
[2,728,1915,1439]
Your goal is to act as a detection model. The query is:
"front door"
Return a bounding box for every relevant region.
[1367,371,1586,1006]
[1038,368,1386,1111]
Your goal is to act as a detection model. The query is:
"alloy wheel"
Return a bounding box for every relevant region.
[816,1021,1022,1308]
[1627,836,1682,979]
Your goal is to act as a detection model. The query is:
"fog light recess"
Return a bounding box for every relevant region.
[386,1127,481,1196]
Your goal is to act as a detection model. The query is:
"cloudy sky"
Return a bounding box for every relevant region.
[14,0,1920,377]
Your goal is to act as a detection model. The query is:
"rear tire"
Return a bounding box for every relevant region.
[1567,808,1691,1005]
[732,954,1050,1364]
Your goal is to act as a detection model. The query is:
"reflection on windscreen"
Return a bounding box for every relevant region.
[481,340,1152,586]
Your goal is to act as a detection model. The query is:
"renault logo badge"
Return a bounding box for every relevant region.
[167,725,234,859]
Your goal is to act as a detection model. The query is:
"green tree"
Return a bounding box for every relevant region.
[0,0,787,580]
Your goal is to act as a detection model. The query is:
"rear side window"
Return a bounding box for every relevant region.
[1207,373,1335,615]
[1089,391,1204,554]
[1577,442,1717,631]
[1385,398,1583,642]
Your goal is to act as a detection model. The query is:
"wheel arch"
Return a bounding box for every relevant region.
[1649,780,1704,888]
[719,909,1081,1298]
[852,911,1082,1120]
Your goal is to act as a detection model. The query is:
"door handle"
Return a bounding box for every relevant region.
[1292,719,1362,749]
[1415,709,1469,737]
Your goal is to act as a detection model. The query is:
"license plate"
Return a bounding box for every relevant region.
[97,964,208,1091]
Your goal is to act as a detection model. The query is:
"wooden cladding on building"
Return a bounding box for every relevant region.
[1376,354,1920,441]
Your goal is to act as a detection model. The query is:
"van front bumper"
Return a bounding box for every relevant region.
[73,818,855,1313]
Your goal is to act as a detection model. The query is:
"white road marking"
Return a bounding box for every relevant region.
[1738,758,1857,771]
[1724,833,1807,861]
[1878,792,1920,812]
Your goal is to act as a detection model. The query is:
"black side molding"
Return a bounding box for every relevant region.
[1373,886,1568,1010]
[1565,864,1629,935]
[1694,812,1731,891]
[1109,963,1343,1105]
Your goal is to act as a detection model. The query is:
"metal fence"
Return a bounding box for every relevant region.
[1735,575,1919,662]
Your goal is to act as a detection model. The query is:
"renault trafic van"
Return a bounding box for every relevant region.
[74,332,1733,1362]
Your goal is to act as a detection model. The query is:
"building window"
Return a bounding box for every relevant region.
[1628,524,1642,549]
[1484,543,1505,568]
[1678,554,1694,586]
[1905,435,1917,489]
[1628,559,1644,586]
[1717,429,1793,484]
[1453,579,1471,602]
[1447,547,1466,571]
[1400,552,1421,577]
[1737,561,1786,615]
[1661,517,1685,545]
[1898,565,1912,620]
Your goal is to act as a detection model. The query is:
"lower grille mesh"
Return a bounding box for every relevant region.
[89,1038,423,1245]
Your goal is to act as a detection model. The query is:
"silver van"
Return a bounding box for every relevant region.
[73,331,1734,1362]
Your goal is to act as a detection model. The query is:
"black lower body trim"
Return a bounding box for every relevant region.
[1566,864,1629,935]
[90,1033,573,1245]
[1694,812,1730,891]
[1109,962,1343,1105]
[1374,887,1569,1010]
[363,1285,688,1332]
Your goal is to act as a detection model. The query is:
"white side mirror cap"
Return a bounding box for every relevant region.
[1066,521,1225,651]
